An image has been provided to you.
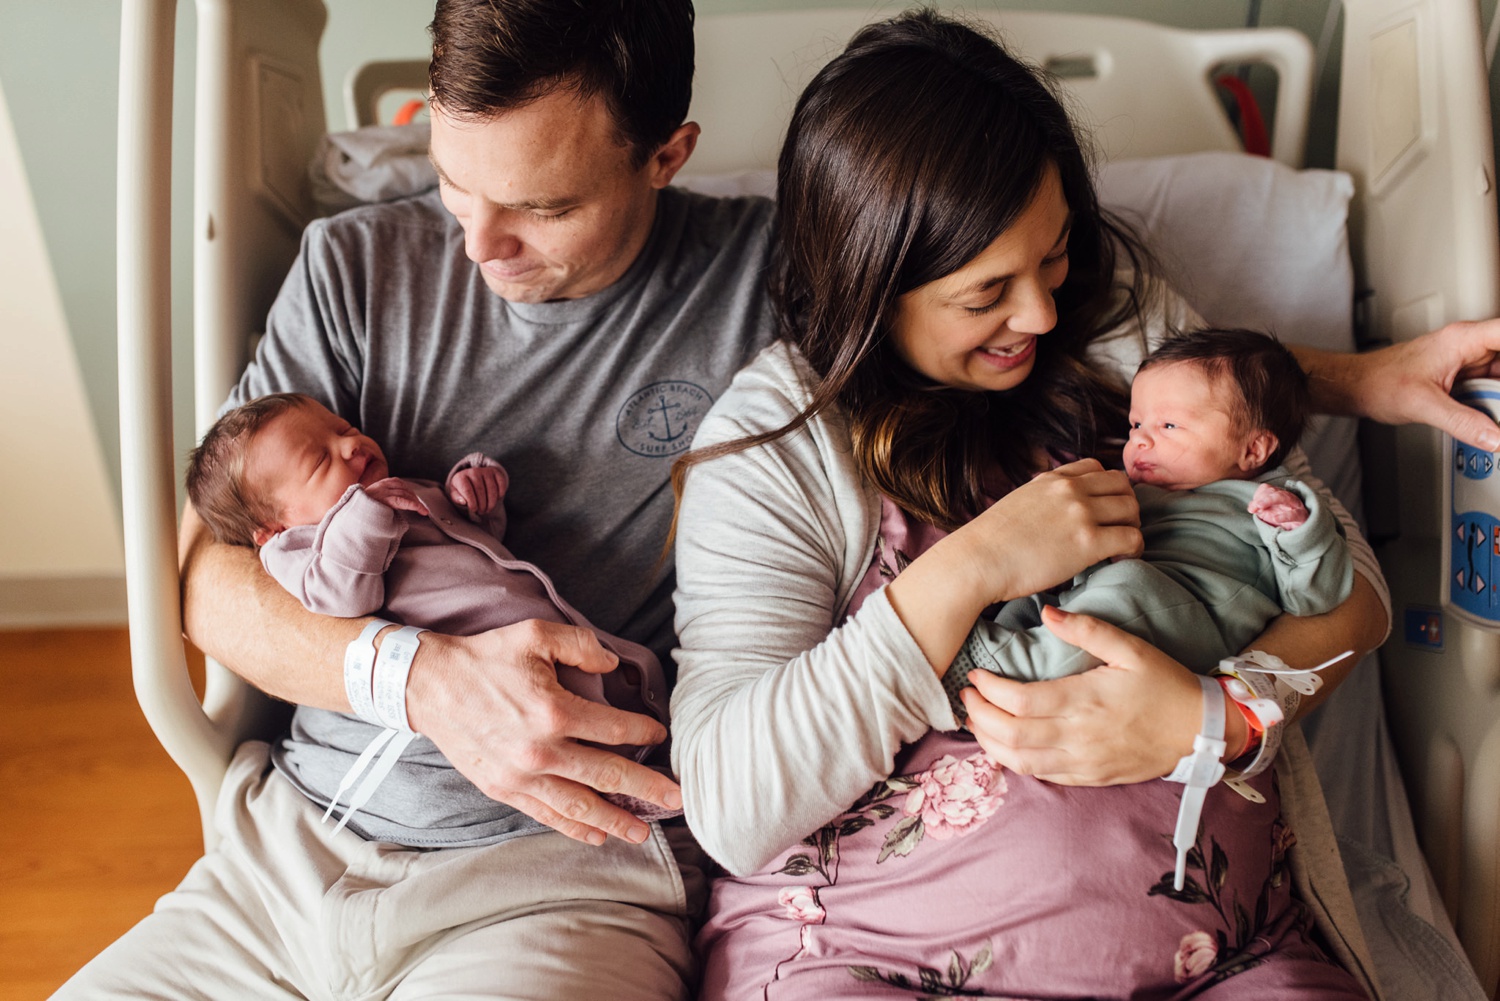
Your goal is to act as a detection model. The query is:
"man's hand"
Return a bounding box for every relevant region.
[962,606,1241,785]
[365,478,430,516]
[1303,319,1500,450]
[403,619,681,846]
[449,465,507,516]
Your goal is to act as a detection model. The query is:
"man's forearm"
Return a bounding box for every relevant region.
[179,501,365,711]
[1289,344,1366,419]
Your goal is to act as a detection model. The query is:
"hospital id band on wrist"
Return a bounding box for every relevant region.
[343,619,392,727]
[371,625,426,732]
[1164,674,1227,891]
[1212,649,1351,781]
[324,624,427,836]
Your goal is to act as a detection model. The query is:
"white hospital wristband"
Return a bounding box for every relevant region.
[371,625,426,733]
[1164,674,1227,891]
[343,619,392,727]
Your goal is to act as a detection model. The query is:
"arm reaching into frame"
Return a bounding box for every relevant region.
[1293,319,1500,450]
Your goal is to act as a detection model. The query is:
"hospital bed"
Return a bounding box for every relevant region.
[115,1,1498,997]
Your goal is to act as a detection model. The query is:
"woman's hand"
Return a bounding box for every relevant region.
[953,458,1143,604]
[962,606,1246,784]
[885,459,1141,678]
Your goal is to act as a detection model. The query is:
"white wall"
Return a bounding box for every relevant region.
[0,76,126,625]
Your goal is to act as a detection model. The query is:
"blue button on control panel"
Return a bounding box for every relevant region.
[1446,381,1500,626]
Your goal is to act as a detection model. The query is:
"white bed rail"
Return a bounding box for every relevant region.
[343,10,1313,171]
[117,0,329,849]
[117,0,231,847]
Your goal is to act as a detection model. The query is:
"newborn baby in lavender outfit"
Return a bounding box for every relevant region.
[186,392,675,830]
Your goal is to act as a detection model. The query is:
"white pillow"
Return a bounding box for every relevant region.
[1096,152,1361,515]
[1096,151,1355,354]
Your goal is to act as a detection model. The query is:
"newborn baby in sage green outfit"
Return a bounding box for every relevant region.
[946,327,1352,714]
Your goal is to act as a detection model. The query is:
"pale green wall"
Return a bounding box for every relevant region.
[0,0,1488,513]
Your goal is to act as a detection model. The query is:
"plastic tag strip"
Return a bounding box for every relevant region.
[325,625,428,835]
[1164,674,1226,891]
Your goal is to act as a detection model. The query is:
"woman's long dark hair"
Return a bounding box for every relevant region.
[674,9,1155,530]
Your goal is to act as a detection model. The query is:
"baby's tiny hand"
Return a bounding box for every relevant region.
[365,478,430,516]
[1247,483,1308,530]
[449,466,506,516]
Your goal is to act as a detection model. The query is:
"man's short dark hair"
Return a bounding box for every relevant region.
[1136,327,1310,471]
[428,0,695,166]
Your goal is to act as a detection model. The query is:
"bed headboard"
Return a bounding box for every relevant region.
[684,9,1311,176]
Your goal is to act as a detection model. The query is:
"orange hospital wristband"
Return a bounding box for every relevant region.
[1218,675,1265,760]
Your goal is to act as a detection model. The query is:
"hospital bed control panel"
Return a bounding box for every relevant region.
[1445,380,1500,626]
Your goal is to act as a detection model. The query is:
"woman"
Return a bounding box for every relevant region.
[670,11,1386,1000]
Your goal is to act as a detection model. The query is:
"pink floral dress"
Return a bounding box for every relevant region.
[694,498,1366,1001]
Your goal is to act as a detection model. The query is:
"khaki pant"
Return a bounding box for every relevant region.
[53,742,698,1001]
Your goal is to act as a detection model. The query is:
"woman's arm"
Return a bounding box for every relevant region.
[671,357,1142,875]
[964,572,1385,781]
[670,412,947,875]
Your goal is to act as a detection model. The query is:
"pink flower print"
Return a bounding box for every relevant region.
[902,752,1006,840]
[1173,930,1218,983]
[778,886,825,925]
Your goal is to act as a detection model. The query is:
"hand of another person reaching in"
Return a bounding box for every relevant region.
[1319,318,1500,450]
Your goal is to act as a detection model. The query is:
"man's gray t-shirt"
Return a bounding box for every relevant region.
[226,185,776,846]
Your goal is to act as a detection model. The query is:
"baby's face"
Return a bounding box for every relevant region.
[246,401,390,536]
[1124,362,1272,490]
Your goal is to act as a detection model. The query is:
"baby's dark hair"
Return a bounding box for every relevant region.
[185,392,313,547]
[1136,328,1309,471]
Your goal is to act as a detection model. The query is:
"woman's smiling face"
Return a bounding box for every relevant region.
[889,165,1072,393]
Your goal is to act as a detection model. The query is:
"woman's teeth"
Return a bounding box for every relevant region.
[982,339,1030,356]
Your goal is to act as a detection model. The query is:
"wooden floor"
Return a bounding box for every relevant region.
[1,628,204,1000]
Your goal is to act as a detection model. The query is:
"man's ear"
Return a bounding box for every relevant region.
[646,121,701,189]
[1239,430,1278,473]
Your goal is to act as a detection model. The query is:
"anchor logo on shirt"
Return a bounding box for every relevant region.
[616,381,713,457]
[646,395,686,443]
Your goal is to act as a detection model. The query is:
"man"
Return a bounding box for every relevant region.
[58,1,774,997]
